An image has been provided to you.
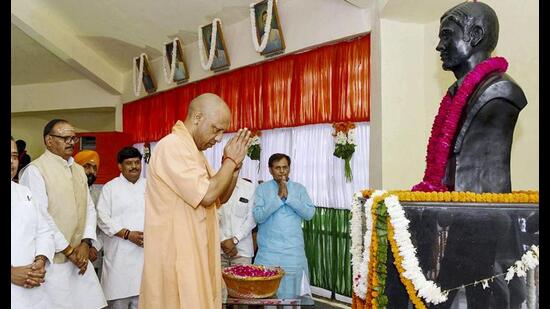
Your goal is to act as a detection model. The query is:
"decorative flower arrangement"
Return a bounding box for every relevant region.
[249,0,274,53]
[332,122,357,182]
[247,130,262,161]
[412,57,509,192]
[132,53,148,96]
[143,142,151,164]
[162,38,179,84]
[197,18,221,71]
[350,189,539,307]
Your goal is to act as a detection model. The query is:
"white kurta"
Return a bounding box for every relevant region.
[11,181,55,309]
[96,174,146,301]
[19,159,107,309]
[218,178,257,258]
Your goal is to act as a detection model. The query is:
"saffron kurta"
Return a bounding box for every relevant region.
[252,180,316,298]
[139,121,221,309]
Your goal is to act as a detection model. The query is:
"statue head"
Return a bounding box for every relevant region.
[436,2,499,75]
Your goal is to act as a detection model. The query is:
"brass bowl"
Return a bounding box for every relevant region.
[222,264,285,299]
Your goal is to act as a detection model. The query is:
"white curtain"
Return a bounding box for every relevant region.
[134,122,369,209]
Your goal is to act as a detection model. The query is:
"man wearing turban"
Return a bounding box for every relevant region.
[74,150,103,276]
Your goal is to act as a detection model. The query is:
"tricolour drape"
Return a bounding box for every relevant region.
[123,34,370,143]
[303,208,352,297]
[134,122,369,210]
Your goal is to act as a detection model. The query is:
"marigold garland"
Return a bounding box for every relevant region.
[366,193,389,308]
[365,198,378,308]
[366,190,538,204]
[388,222,427,309]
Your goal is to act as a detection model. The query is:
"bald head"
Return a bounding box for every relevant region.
[184,93,231,150]
[186,93,230,122]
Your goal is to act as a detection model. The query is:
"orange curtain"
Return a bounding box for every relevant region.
[123,34,370,143]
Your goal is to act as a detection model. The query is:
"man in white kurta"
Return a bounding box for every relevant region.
[219,177,257,266]
[19,119,107,309]
[96,146,146,309]
[11,137,55,309]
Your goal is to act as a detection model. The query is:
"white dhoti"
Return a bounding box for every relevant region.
[43,261,107,309]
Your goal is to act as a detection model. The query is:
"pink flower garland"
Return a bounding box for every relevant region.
[412,57,508,192]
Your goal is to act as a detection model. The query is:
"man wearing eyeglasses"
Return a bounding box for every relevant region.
[19,119,107,309]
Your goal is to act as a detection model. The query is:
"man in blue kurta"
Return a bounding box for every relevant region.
[252,153,315,298]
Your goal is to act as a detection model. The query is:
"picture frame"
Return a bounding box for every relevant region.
[253,0,285,57]
[135,55,157,94]
[201,20,231,72]
[164,38,189,84]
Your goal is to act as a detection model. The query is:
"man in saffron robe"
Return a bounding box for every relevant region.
[139,93,251,309]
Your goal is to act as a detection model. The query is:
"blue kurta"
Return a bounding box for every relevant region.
[252,180,316,298]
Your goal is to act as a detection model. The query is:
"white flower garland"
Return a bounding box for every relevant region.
[384,195,449,304]
[350,192,365,298]
[198,18,221,70]
[133,53,147,97]
[350,190,385,299]
[249,0,274,52]
[162,38,179,84]
[505,245,539,282]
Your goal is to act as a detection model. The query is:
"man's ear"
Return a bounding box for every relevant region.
[193,112,203,125]
[44,136,51,147]
[469,25,484,47]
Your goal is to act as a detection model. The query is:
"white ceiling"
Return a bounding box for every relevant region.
[11,0,465,88]
[11,0,253,87]
[11,24,86,85]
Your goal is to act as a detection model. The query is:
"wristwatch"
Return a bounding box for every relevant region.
[232,236,239,245]
[81,238,92,248]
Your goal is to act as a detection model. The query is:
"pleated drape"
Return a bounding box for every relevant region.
[123,34,370,143]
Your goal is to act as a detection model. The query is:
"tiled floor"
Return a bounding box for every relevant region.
[312,297,351,309]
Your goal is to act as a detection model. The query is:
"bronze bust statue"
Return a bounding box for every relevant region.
[428,2,528,309]
[438,2,527,193]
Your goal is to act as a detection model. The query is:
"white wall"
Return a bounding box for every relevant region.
[121,0,372,102]
[12,109,117,159]
[377,19,427,190]
[11,79,123,130]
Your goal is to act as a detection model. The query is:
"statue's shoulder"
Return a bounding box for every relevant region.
[473,72,527,110]
[454,72,528,154]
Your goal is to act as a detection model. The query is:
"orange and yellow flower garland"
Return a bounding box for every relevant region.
[366,193,389,309]
[362,189,538,204]
[388,222,427,309]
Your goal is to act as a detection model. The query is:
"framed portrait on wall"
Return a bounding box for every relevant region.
[135,55,157,94]
[164,38,189,84]
[201,20,231,72]
[253,0,285,57]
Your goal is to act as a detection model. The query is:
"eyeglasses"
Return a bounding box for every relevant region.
[49,134,79,144]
